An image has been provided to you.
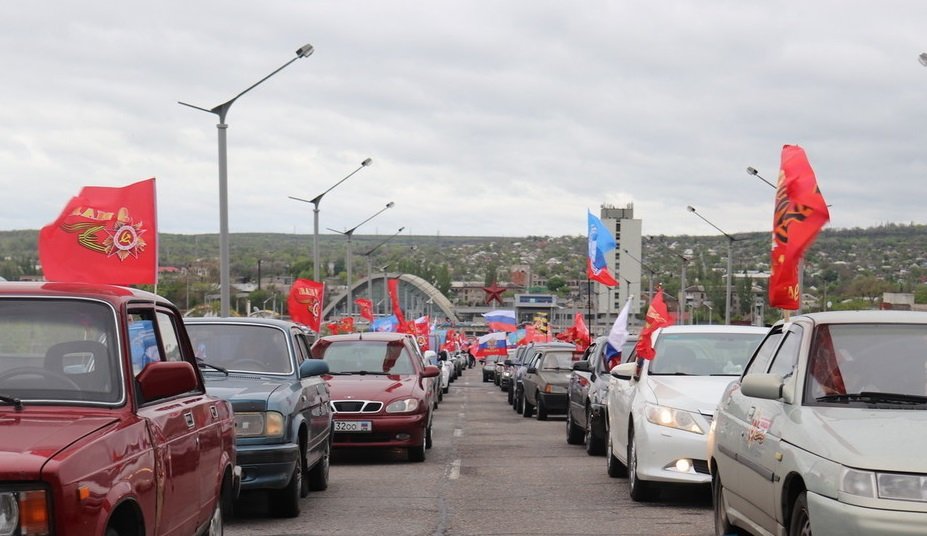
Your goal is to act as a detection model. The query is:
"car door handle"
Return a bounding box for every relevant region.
[748,406,756,418]
[184,412,195,428]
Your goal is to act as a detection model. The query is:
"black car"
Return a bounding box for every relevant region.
[186,317,333,518]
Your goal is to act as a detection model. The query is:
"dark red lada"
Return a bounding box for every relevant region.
[0,282,238,536]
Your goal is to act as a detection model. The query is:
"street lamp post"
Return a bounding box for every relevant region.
[687,206,735,324]
[621,249,655,307]
[361,226,405,308]
[328,202,395,316]
[646,236,690,324]
[289,158,373,282]
[180,43,314,317]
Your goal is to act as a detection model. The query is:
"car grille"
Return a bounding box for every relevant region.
[331,400,383,413]
[692,459,710,475]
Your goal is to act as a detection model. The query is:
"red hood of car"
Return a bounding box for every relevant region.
[0,410,119,479]
[323,374,419,401]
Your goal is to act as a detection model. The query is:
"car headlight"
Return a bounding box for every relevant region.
[386,398,420,413]
[0,489,50,536]
[842,468,927,501]
[644,404,704,434]
[235,411,285,438]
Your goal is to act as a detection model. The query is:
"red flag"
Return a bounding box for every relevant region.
[769,145,830,310]
[355,298,374,321]
[573,313,590,350]
[387,278,406,324]
[288,278,324,332]
[39,178,157,284]
[413,316,431,351]
[325,321,342,335]
[635,289,674,360]
[339,317,355,333]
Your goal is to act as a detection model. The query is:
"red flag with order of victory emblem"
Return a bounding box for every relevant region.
[354,298,374,321]
[769,145,830,310]
[288,278,324,332]
[635,289,674,360]
[39,178,157,285]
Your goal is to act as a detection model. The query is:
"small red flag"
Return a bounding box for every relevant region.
[635,289,674,360]
[769,145,830,310]
[288,278,324,332]
[354,298,374,321]
[39,178,157,285]
[387,278,406,325]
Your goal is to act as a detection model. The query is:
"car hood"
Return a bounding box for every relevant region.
[324,374,416,401]
[204,375,285,411]
[0,411,118,479]
[789,407,927,472]
[645,375,735,416]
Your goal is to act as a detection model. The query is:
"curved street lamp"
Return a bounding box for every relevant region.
[361,226,405,314]
[687,205,735,324]
[328,202,395,315]
[289,157,373,282]
[179,43,314,316]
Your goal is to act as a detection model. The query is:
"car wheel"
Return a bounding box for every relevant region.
[443,385,450,394]
[536,394,548,421]
[270,451,302,517]
[482,372,489,382]
[507,386,515,406]
[606,433,627,478]
[409,430,427,462]
[585,407,605,456]
[788,491,811,536]
[628,428,655,502]
[514,388,523,412]
[566,409,584,444]
[712,471,744,536]
[307,438,331,492]
[425,423,433,449]
[522,392,534,418]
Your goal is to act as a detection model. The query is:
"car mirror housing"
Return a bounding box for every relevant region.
[526,367,537,374]
[421,365,440,378]
[741,373,785,400]
[572,360,590,372]
[503,359,513,366]
[299,359,329,378]
[610,361,637,380]
[137,361,198,401]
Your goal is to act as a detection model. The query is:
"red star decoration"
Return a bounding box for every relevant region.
[482,283,506,305]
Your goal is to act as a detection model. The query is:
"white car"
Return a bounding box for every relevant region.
[605,324,767,501]
[708,311,927,536]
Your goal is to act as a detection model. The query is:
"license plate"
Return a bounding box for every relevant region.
[335,420,372,432]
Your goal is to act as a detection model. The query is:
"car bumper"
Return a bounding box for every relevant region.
[499,376,513,389]
[537,392,569,413]
[333,413,427,449]
[633,421,710,484]
[236,442,299,491]
[807,492,927,536]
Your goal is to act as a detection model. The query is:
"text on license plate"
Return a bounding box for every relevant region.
[335,420,372,432]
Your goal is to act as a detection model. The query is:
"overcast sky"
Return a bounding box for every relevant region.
[2,1,926,240]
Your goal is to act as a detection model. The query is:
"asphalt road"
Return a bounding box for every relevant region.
[226,369,715,536]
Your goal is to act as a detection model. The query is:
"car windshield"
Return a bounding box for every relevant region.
[649,332,765,376]
[319,340,416,375]
[0,298,122,405]
[806,323,927,406]
[539,351,575,370]
[186,324,293,374]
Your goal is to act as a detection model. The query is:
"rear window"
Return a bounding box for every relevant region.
[539,351,575,370]
[316,340,416,375]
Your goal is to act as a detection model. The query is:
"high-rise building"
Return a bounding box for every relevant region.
[596,203,642,331]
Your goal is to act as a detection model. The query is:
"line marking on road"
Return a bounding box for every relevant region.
[458,412,466,418]
[453,428,463,437]
[448,459,461,480]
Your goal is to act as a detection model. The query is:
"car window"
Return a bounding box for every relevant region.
[768,326,803,379]
[743,328,784,375]
[186,324,293,374]
[292,330,310,365]
[649,332,766,376]
[319,340,416,375]
[541,351,575,370]
[155,311,183,363]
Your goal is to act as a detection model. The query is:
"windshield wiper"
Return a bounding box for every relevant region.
[0,394,23,411]
[817,392,927,405]
[327,371,355,375]
[357,371,389,375]
[196,357,229,376]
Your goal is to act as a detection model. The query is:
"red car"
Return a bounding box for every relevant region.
[310,333,440,462]
[0,282,238,536]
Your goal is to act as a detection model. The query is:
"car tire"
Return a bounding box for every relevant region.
[628,428,656,502]
[606,433,627,478]
[566,409,584,444]
[409,431,426,462]
[507,386,515,406]
[536,394,548,421]
[712,471,744,536]
[270,451,302,517]
[443,385,450,394]
[425,423,433,449]
[522,392,534,418]
[204,496,224,536]
[307,438,331,492]
[482,372,489,382]
[514,388,523,412]
[585,407,605,456]
[788,491,811,536]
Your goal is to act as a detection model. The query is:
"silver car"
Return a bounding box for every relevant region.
[708,311,927,536]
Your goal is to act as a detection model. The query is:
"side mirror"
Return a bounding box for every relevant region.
[572,360,590,372]
[526,367,537,374]
[610,361,638,380]
[504,359,513,366]
[421,365,440,378]
[299,359,329,378]
[137,361,198,401]
[741,373,785,400]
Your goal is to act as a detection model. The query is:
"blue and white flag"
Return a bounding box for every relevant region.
[604,297,633,370]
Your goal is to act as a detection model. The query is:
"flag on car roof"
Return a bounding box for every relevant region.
[288,278,325,332]
[635,289,674,360]
[769,144,830,310]
[482,309,517,332]
[355,298,374,321]
[387,278,406,325]
[371,315,399,332]
[39,178,158,285]
[474,332,508,357]
[587,210,618,287]
[604,298,633,370]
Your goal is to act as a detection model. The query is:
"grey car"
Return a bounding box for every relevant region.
[520,345,577,420]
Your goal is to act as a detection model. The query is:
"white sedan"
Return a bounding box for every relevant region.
[709,311,927,536]
[605,324,767,501]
